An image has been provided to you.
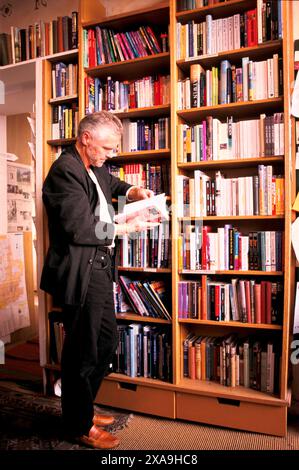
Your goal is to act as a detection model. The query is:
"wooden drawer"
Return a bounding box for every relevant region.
[95,379,175,418]
[176,392,287,436]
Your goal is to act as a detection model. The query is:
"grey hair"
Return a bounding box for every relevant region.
[77,111,123,140]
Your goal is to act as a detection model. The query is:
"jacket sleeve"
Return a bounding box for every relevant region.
[43,161,115,246]
[108,170,133,198]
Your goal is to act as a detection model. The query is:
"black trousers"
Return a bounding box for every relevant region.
[61,249,118,436]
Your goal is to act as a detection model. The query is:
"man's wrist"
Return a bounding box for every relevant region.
[126,186,137,202]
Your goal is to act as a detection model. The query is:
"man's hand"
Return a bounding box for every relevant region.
[115,220,159,236]
[127,187,154,201]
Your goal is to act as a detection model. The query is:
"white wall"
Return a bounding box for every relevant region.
[0,0,79,33]
[0,115,7,153]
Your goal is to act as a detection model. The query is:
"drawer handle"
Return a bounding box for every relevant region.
[119,382,137,392]
[217,397,240,407]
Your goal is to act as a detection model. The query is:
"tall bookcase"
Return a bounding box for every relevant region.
[40,0,295,436]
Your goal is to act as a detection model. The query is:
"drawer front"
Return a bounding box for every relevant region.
[176,392,287,437]
[96,379,175,418]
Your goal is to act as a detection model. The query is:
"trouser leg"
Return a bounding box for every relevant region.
[61,253,117,436]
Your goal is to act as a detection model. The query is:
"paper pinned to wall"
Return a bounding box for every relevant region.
[7,162,33,232]
[0,233,30,338]
[0,156,7,234]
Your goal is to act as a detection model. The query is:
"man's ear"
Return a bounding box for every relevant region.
[81,131,90,146]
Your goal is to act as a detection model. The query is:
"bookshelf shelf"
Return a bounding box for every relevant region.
[177,40,282,71]
[0,49,79,70]
[107,372,174,389]
[113,149,171,163]
[178,319,282,330]
[47,138,77,146]
[118,267,172,273]
[180,270,284,276]
[49,95,78,104]
[113,104,170,119]
[86,52,170,80]
[179,215,284,221]
[177,97,284,122]
[116,313,171,324]
[82,4,169,30]
[178,156,284,170]
[176,0,256,21]
[178,378,282,405]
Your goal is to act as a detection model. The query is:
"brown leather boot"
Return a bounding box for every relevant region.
[77,425,120,449]
[93,414,115,426]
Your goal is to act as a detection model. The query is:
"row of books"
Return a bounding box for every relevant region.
[51,104,79,140]
[120,118,170,152]
[179,226,283,272]
[177,0,235,11]
[83,25,167,68]
[178,55,282,109]
[178,278,283,324]
[177,113,284,162]
[177,2,282,60]
[119,224,170,270]
[183,333,280,393]
[113,324,172,381]
[118,276,171,320]
[177,9,260,60]
[0,12,78,66]
[51,62,78,99]
[85,74,170,114]
[109,162,170,195]
[177,168,285,217]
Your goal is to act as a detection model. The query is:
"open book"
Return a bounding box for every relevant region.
[114,193,169,224]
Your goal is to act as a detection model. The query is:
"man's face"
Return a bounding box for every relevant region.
[83,127,120,167]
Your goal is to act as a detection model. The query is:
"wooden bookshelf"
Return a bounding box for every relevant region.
[86,52,170,80]
[116,313,171,324]
[113,149,171,163]
[177,40,282,71]
[49,95,78,104]
[178,156,284,169]
[39,0,295,438]
[180,270,284,276]
[179,215,284,221]
[178,319,283,330]
[177,97,284,121]
[112,104,170,119]
[172,0,294,438]
[176,0,256,21]
[46,138,77,146]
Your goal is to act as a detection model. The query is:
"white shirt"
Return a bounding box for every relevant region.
[87,168,115,248]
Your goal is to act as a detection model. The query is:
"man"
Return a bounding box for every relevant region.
[41,111,156,449]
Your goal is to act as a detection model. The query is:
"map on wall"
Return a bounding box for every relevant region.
[0,233,30,337]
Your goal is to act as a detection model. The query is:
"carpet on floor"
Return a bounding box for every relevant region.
[0,383,133,450]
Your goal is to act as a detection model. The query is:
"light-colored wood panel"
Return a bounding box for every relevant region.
[7,114,31,165]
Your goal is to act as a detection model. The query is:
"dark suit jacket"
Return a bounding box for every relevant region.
[40,145,132,306]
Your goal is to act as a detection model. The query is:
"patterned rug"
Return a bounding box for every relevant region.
[0,383,133,450]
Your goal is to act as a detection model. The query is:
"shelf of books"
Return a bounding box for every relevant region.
[172,0,294,436]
